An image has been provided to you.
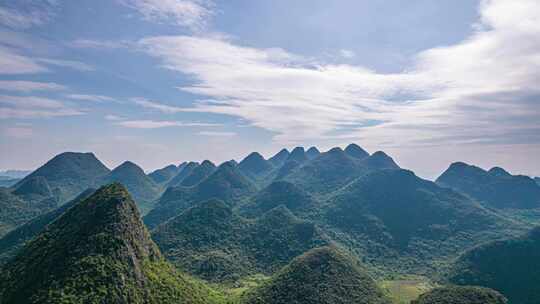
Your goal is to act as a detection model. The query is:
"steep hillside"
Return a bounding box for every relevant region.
[148,164,180,185]
[144,162,257,228]
[412,286,507,304]
[180,160,217,187]
[284,147,395,194]
[436,162,540,208]
[242,246,390,304]
[448,227,540,304]
[323,169,521,275]
[0,183,224,304]
[344,143,370,159]
[288,147,308,163]
[240,181,319,218]
[0,189,95,264]
[101,161,161,213]
[268,149,290,167]
[151,201,328,282]
[14,152,110,203]
[0,188,46,238]
[168,162,200,187]
[238,152,273,180]
[305,147,321,159]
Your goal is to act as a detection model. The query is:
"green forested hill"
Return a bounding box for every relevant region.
[145,161,257,228]
[436,162,540,209]
[448,227,540,304]
[411,286,508,304]
[148,164,180,185]
[14,152,110,204]
[242,246,391,304]
[151,200,329,282]
[0,183,225,304]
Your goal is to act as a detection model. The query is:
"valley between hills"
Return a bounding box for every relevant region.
[1,144,539,304]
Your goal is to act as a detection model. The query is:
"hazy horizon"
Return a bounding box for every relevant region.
[1,0,539,179]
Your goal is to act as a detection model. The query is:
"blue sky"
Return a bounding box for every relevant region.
[0,0,539,179]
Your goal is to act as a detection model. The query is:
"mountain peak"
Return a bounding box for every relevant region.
[288,147,307,162]
[328,147,344,153]
[238,152,272,177]
[488,166,511,177]
[113,161,145,174]
[306,147,321,159]
[345,143,370,159]
[363,151,400,169]
[269,149,290,166]
[244,246,390,304]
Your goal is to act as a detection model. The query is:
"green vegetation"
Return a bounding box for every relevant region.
[242,246,391,304]
[0,188,47,238]
[238,152,274,181]
[436,162,540,209]
[0,183,224,304]
[152,200,329,282]
[448,227,540,304]
[0,188,95,264]
[181,160,217,187]
[14,152,110,203]
[101,161,162,214]
[148,164,180,185]
[145,161,257,228]
[168,161,200,187]
[411,286,507,304]
[380,277,433,304]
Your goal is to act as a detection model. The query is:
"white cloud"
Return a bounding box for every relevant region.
[70,39,132,49]
[37,58,95,71]
[0,1,58,29]
[67,94,116,102]
[0,95,83,119]
[115,119,220,129]
[131,97,186,113]
[339,49,356,59]
[105,114,124,121]
[118,0,214,31]
[0,46,47,74]
[0,80,66,92]
[198,131,236,137]
[138,0,540,146]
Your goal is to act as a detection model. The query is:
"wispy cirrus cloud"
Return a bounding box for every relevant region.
[0,46,47,74]
[118,0,214,31]
[138,0,540,146]
[0,95,83,119]
[131,97,185,113]
[37,58,95,72]
[67,94,117,102]
[115,119,221,129]
[0,1,59,30]
[0,80,66,92]
[198,131,236,137]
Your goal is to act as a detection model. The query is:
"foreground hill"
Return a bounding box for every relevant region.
[323,169,520,275]
[412,286,507,304]
[436,162,540,209]
[101,161,161,213]
[152,200,328,282]
[14,152,110,203]
[448,227,540,304]
[0,183,224,304]
[145,162,257,228]
[242,246,390,304]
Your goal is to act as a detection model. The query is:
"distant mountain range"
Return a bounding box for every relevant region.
[0,144,539,303]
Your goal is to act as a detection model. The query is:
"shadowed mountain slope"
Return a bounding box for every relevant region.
[448,227,540,304]
[436,162,540,208]
[148,164,180,185]
[412,286,507,304]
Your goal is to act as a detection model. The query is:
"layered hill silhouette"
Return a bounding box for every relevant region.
[167,161,200,187]
[242,246,390,304]
[14,152,110,203]
[238,152,274,181]
[411,286,508,304]
[322,169,520,274]
[436,162,540,208]
[268,149,290,167]
[448,227,540,304]
[283,146,399,194]
[148,164,180,185]
[180,160,217,187]
[101,161,161,213]
[151,200,328,282]
[0,183,224,304]
[145,161,257,228]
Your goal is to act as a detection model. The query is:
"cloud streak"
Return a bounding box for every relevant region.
[0,95,83,119]
[115,119,221,129]
[138,0,540,146]
[0,81,66,92]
